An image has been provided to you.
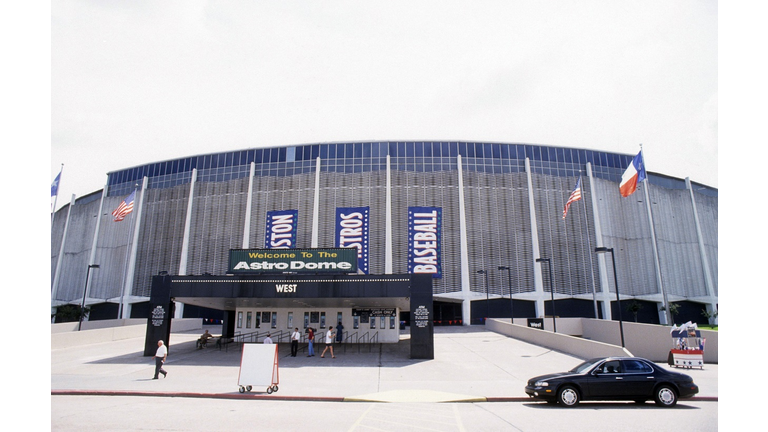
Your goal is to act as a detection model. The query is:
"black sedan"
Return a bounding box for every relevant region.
[525,357,699,407]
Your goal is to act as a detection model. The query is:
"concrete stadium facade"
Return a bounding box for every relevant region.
[51,141,718,327]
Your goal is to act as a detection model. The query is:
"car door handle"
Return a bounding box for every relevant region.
[615,377,623,380]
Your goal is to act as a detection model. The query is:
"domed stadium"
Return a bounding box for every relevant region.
[51,141,717,331]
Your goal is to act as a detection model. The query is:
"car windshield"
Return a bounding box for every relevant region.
[568,358,603,374]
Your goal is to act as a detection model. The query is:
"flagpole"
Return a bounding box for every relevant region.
[51,164,63,226]
[639,144,671,325]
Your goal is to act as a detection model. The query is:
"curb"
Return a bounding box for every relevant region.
[51,390,717,403]
[51,390,343,402]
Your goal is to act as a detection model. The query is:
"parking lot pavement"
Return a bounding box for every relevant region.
[51,325,717,402]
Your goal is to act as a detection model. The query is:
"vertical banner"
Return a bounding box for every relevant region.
[408,206,442,278]
[335,207,370,274]
[265,210,298,249]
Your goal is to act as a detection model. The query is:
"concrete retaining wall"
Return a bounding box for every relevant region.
[491,318,718,363]
[51,318,203,350]
[488,319,632,360]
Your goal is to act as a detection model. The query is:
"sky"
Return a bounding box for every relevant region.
[48,0,719,210]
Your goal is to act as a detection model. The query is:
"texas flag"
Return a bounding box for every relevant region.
[619,152,646,197]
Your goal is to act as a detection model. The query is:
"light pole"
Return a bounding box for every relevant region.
[595,247,625,347]
[79,264,100,331]
[477,270,490,324]
[535,258,556,333]
[498,266,514,321]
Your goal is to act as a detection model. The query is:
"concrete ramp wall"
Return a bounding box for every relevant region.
[51,318,203,350]
[488,319,631,360]
[490,318,718,363]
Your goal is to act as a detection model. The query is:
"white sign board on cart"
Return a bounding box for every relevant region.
[238,343,279,393]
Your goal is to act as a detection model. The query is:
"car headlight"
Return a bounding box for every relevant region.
[534,381,549,387]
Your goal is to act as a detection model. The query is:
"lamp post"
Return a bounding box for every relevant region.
[535,258,556,333]
[477,270,490,324]
[498,266,514,321]
[79,264,100,331]
[595,247,625,347]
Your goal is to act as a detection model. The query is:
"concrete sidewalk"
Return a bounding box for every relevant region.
[51,325,717,403]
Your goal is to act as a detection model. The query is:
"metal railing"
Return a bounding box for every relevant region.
[220,329,289,352]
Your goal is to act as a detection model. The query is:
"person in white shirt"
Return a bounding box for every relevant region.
[263,333,273,344]
[290,328,301,357]
[320,326,336,358]
[153,340,168,379]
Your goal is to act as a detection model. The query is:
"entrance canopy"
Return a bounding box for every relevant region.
[144,273,434,359]
[170,274,412,311]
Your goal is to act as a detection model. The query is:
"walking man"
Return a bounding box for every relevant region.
[320,326,336,358]
[153,340,168,379]
[291,327,301,357]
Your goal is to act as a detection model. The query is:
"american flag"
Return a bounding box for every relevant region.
[562,178,582,219]
[112,191,136,222]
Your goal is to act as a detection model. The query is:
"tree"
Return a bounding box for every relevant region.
[660,302,680,324]
[701,308,718,326]
[625,300,644,322]
[53,304,90,323]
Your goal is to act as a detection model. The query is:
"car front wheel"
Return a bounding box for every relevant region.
[654,385,678,407]
[558,386,580,407]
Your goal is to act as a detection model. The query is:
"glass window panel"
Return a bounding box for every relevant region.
[464,143,474,157]
[415,142,423,157]
[406,143,415,157]
[540,147,550,161]
[492,143,501,159]
[484,143,493,158]
[556,147,565,162]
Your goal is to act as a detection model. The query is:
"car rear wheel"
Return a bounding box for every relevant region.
[654,385,678,407]
[558,386,580,407]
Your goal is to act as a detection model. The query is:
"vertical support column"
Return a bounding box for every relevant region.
[87,184,106,315]
[385,155,393,274]
[242,162,256,248]
[88,183,106,268]
[686,177,718,324]
[525,158,545,317]
[456,155,471,325]
[121,176,149,320]
[311,157,321,248]
[586,163,613,320]
[178,169,197,276]
[176,169,197,319]
[51,194,77,307]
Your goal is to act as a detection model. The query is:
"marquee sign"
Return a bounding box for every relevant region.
[229,248,359,274]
